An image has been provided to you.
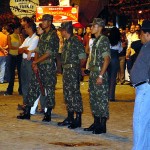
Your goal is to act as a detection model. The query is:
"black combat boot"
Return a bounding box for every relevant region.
[58,111,74,126]
[93,117,107,134]
[84,115,97,131]
[42,108,52,122]
[17,105,31,120]
[68,112,81,129]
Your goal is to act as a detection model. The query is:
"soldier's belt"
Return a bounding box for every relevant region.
[89,66,101,72]
[63,64,78,69]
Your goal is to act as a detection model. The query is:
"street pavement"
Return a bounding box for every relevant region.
[0,75,135,150]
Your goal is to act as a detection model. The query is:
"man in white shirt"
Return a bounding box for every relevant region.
[19,21,39,106]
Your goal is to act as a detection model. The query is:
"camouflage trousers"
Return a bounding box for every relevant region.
[89,71,109,118]
[26,63,56,108]
[63,67,83,112]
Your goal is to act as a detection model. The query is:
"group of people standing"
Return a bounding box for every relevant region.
[12,15,110,135]
[0,13,150,149]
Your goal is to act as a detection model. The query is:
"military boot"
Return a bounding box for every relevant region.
[58,111,74,126]
[84,115,97,131]
[17,105,31,120]
[68,112,81,129]
[93,117,107,134]
[42,108,52,122]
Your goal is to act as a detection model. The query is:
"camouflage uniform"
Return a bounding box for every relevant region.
[26,29,59,108]
[62,35,86,112]
[89,35,110,118]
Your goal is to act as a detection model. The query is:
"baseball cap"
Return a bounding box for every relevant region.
[91,18,105,27]
[42,14,53,21]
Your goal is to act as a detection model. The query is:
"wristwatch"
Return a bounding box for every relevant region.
[99,75,103,79]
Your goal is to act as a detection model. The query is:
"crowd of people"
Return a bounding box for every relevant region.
[0,13,150,149]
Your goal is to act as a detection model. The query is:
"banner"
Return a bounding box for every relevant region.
[10,0,39,18]
[36,6,78,23]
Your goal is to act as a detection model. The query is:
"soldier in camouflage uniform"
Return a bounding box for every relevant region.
[57,21,86,129]
[17,14,59,122]
[84,18,111,134]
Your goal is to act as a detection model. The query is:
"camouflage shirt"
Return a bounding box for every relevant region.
[35,29,59,64]
[61,35,86,65]
[89,34,110,68]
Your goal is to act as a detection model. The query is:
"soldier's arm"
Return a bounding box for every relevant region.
[33,52,50,64]
[45,32,59,59]
[99,56,110,76]
[96,55,110,85]
[96,36,111,85]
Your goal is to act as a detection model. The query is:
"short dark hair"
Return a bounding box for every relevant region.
[27,22,37,33]
[22,17,32,23]
[65,26,73,35]
[142,30,150,34]
[12,23,21,30]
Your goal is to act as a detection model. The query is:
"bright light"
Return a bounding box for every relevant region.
[48,3,52,6]
[138,10,142,14]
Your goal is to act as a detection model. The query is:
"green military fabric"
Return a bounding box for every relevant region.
[89,35,110,118]
[26,29,59,108]
[35,29,58,64]
[89,35,110,68]
[63,68,83,112]
[62,35,86,112]
[89,72,109,118]
[26,63,56,108]
[61,36,86,65]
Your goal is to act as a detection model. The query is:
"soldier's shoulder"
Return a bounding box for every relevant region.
[101,35,109,40]
[72,35,79,41]
[100,35,109,44]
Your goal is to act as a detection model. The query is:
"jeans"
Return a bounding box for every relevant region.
[0,56,6,83]
[21,59,33,104]
[4,55,11,82]
[6,54,22,94]
[132,83,150,150]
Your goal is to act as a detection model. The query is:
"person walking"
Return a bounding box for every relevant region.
[130,20,150,150]
[57,21,86,129]
[84,18,110,134]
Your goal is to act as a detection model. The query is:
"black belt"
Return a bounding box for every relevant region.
[133,81,147,88]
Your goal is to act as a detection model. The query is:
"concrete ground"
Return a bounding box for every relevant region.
[0,75,135,150]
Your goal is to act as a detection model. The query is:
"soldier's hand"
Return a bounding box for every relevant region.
[32,61,38,73]
[96,77,103,85]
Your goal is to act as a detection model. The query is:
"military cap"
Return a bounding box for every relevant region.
[141,20,150,32]
[91,18,105,27]
[42,14,53,21]
[61,21,72,30]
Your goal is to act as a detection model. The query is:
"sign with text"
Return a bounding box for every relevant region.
[10,0,39,18]
[36,6,78,23]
